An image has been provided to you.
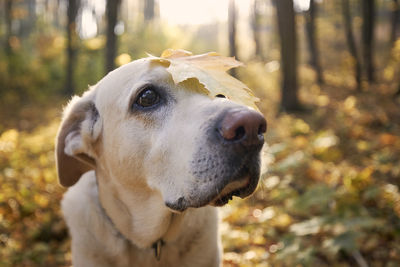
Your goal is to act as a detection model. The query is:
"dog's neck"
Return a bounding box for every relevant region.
[95,171,185,250]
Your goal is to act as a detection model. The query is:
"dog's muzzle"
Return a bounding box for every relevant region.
[166,107,267,211]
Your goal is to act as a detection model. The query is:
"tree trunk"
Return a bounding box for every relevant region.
[342,0,362,91]
[20,0,36,38]
[3,0,13,96]
[28,0,37,33]
[55,0,62,28]
[4,0,13,53]
[228,0,238,77]
[144,0,155,22]
[390,0,399,44]
[275,0,301,111]
[305,0,324,84]
[65,0,80,96]
[105,0,121,73]
[362,0,375,82]
[251,0,263,60]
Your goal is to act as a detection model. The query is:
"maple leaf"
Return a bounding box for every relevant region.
[149,49,260,110]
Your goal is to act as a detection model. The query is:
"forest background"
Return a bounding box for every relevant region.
[1,0,400,266]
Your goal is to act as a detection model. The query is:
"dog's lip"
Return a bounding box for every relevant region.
[167,156,261,211]
[165,174,253,212]
[210,175,251,206]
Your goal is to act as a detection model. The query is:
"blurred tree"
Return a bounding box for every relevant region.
[54,0,62,29]
[342,0,362,91]
[4,0,13,53]
[251,0,263,60]
[28,0,37,32]
[105,0,121,73]
[20,0,36,38]
[65,0,81,95]
[144,0,155,22]
[390,0,399,44]
[275,0,300,111]
[3,0,13,96]
[228,0,238,77]
[362,0,376,82]
[305,0,324,84]
[0,1,3,33]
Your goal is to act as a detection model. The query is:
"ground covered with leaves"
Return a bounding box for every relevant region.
[221,63,400,267]
[1,63,400,266]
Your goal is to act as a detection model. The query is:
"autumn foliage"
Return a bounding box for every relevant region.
[1,0,400,266]
[220,63,400,266]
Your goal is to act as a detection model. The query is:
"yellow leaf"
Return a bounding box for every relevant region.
[34,194,49,208]
[84,37,105,51]
[270,213,292,230]
[161,48,192,58]
[379,133,398,146]
[292,119,310,135]
[343,96,357,110]
[149,49,260,110]
[178,78,208,94]
[0,129,19,153]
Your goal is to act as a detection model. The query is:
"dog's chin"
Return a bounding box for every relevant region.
[165,166,260,212]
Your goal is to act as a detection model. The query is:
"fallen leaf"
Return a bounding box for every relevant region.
[379,133,398,146]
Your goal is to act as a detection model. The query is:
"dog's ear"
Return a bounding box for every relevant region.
[56,90,102,187]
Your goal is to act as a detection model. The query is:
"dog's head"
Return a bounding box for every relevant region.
[56,53,266,212]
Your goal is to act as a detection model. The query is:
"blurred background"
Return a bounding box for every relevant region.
[1,0,400,266]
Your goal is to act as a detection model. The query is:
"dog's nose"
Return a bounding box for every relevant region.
[219,108,267,146]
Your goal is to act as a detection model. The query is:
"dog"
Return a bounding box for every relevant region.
[56,52,266,266]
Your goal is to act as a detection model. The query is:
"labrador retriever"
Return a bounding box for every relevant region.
[56,53,266,267]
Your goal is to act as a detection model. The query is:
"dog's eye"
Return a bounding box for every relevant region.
[136,86,160,108]
[215,94,226,98]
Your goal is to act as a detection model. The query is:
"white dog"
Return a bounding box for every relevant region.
[56,52,266,266]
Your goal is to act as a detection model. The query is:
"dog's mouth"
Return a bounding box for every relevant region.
[208,160,260,207]
[166,155,261,212]
[210,175,251,206]
[165,170,256,212]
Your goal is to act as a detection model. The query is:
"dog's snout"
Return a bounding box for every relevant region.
[218,109,266,146]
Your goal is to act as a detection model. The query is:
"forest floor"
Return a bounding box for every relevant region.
[1,63,400,266]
